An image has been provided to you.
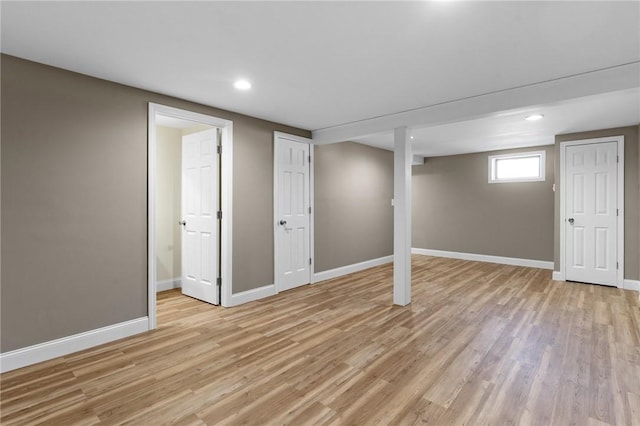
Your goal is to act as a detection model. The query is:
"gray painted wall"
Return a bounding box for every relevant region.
[1,55,309,352]
[554,126,639,280]
[314,142,393,272]
[412,145,555,262]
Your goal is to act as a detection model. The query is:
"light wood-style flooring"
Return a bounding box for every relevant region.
[2,255,639,425]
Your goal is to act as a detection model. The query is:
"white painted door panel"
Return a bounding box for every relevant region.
[181,128,219,304]
[565,141,617,286]
[275,137,310,292]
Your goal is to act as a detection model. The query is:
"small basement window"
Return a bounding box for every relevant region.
[488,151,545,183]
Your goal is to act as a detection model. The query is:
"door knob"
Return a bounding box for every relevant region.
[568,218,574,224]
[178,220,186,227]
[279,220,287,226]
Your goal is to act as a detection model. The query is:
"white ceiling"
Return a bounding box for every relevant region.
[355,88,640,156]
[2,1,639,156]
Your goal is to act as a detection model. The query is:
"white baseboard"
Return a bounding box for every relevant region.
[156,278,181,292]
[231,284,277,306]
[552,271,563,281]
[624,279,640,292]
[0,317,149,373]
[411,248,554,270]
[312,255,394,283]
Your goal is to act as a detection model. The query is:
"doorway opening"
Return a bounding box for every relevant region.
[148,103,233,330]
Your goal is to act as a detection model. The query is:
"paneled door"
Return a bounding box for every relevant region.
[565,141,618,286]
[275,134,311,292]
[181,128,220,304]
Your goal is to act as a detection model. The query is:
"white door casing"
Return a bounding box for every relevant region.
[274,133,312,292]
[181,128,220,304]
[562,138,624,287]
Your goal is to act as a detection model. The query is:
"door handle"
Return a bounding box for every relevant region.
[279,220,287,226]
[568,218,574,224]
[178,220,186,227]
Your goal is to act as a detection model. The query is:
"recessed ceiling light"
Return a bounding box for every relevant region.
[234,80,251,90]
[410,136,414,139]
[525,114,544,121]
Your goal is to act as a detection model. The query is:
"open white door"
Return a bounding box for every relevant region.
[565,140,619,286]
[181,128,220,304]
[274,133,311,292]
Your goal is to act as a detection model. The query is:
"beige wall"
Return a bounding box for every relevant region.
[412,145,555,261]
[155,126,182,283]
[554,126,639,280]
[182,124,212,136]
[314,142,394,272]
[1,55,309,352]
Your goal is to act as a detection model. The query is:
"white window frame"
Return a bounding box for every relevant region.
[488,150,546,183]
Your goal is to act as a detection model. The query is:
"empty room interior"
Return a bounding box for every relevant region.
[1,1,639,425]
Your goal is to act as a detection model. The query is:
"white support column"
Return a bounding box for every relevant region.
[393,126,412,306]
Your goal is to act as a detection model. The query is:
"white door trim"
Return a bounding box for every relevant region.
[273,131,314,292]
[559,136,624,288]
[148,103,234,330]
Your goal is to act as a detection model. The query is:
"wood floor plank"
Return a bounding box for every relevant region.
[1,255,639,425]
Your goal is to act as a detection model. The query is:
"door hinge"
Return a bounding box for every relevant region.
[309,258,312,265]
[217,145,222,155]
[617,208,619,216]
[217,277,222,287]
[616,262,619,270]
[616,155,619,163]
[308,155,311,163]
[308,206,312,214]
[217,211,222,220]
